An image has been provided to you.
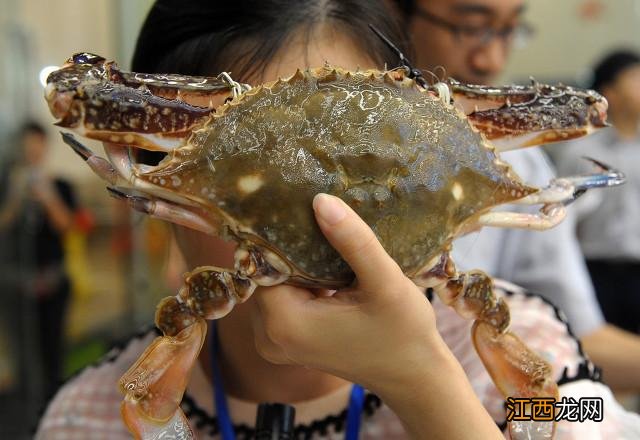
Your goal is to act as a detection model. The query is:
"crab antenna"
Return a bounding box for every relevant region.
[368,24,428,88]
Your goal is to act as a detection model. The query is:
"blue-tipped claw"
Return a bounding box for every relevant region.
[565,157,625,204]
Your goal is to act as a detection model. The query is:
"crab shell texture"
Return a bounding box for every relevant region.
[127,66,535,287]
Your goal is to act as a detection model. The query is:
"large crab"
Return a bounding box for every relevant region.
[44,52,622,440]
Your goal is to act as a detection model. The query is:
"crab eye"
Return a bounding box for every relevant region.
[71,53,106,65]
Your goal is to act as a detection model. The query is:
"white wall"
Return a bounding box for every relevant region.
[502,0,640,83]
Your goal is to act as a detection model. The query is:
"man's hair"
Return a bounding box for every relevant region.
[390,0,417,19]
[592,50,640,92]
[19,120,47,138]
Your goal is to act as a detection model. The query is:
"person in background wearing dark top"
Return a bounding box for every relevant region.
[0,121,77,399]
[553,50,640,335]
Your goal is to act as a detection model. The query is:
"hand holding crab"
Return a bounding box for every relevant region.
[44,52,623,440]
[253,193,439,383]
[254,193,503,439]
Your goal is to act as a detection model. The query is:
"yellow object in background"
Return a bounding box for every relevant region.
[64,229,92,301]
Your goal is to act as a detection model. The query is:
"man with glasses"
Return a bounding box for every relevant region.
[398,0,532,84]
[392,0,640,394]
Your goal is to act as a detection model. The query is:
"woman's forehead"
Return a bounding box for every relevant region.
[259,28,377,83]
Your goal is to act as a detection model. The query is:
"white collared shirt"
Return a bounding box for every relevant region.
[552,127,640,262]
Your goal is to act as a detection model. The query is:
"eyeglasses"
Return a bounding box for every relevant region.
[414,7,535,50]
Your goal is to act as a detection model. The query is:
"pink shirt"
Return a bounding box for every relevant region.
[36,281,640,439]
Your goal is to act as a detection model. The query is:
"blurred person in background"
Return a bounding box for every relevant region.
[392,0,640,393]
[0,121,77,399]
[553,50,640,335]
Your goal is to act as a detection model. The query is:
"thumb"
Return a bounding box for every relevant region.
[312,193,403,291]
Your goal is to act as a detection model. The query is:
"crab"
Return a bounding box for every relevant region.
[44,52,622,440]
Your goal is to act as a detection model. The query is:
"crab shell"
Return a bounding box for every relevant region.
[116,67,535,286]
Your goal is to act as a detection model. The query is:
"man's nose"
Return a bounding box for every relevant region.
[469,38,510,80]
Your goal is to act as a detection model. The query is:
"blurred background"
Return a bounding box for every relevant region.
[0,0,638,437]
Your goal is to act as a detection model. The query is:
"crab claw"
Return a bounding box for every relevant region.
[473,322,558,440]
[121,397,194,440]
[511,157,625,207]
[119,319,206,423]
[449,79,609,150]
[476,158,624,231]
[106,187,218,235]
[60,132,122,186]
[46,56,231,152]
[563,157,626,204]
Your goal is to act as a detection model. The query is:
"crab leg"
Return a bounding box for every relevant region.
[61,133,148,191]
[513,158,625,206]
[413,256,558,439]
[120,246,292,439]
[478,159,624,230]
[61,133,207,215]
[61,132,123,186]
[122,395,195,440]
[119,268,254,439]
[107,187,218,235]
[120,319,206,439]
[47,55,226,152]
[478,204,566,230]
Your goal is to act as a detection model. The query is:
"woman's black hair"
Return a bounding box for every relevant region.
[131,0,411,79]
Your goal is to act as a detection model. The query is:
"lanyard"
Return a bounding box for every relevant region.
[210,322,365,440]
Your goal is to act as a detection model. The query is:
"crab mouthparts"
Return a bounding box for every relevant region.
[45,85,74,122]
[591,97,609,127]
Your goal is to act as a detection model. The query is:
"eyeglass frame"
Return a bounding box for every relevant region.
[413,6,535,49]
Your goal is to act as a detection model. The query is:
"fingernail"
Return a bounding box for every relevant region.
[313,193,346,225]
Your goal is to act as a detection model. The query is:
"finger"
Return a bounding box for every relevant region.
[312,193,403,291]
[253,285,314,342]
[252,285,315,362]
[250,300,292,365]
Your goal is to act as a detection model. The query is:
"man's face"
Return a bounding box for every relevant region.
[409,0,526,85]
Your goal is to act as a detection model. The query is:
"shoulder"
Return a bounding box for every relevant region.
[35,327,158,439]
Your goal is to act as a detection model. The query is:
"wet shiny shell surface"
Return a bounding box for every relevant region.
[141,67,534,285]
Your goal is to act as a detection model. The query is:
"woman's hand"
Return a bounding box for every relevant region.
[252,194,502,439]
[251,193,445,392]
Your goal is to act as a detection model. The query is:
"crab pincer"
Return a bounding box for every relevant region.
[44,53,623,439]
